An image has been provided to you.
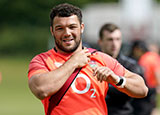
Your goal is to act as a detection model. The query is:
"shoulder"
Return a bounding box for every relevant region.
[95,51,118,64]
[31,49,54,62]
[96,51,114,60]
[118,54,143,74]
[95,51,124,70]
[142,52,157,58]
[140,52,160,63]
[119,54,137,65]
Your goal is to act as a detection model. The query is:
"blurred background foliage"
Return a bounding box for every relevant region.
[0,0,119,56]
[0,0,160,56]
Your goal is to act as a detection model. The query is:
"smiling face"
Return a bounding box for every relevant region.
[50,15,84,53]
[98,29,122,58]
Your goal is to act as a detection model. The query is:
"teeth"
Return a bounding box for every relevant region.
[63,39,73,42]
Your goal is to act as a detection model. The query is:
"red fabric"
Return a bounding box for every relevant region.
[28,48,125,115]
[139,52,160,88]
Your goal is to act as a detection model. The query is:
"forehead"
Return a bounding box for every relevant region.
[103,29,122,38]
[53,15,80,27]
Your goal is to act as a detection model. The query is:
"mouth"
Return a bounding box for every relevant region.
[63,38,74,44]
[63,39,73,42]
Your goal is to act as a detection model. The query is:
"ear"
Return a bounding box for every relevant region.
[50,26,54,36]
[80,23,84,34]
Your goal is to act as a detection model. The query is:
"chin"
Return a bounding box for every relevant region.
[64,46,78,53]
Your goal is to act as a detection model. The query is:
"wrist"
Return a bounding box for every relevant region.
[116,76,126,88]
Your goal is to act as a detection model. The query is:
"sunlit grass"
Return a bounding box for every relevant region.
[0,56,44,115]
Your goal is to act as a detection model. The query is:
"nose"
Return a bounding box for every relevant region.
[64,28,71,38]
[113,39,118,45]
[111,40,117,48]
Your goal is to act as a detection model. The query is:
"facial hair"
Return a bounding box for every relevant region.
[53,34,81,53]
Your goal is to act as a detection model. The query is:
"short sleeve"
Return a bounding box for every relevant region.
[98,52,125,76]
[28,55,49,80]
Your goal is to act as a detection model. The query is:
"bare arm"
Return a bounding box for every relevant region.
[28,49,91,100]
[92,67,148,98]
[119,69,148,98]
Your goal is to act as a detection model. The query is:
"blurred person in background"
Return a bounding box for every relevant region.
[148,42,160,54]
[27,3,148,115]
[129,40,160,115]
[98,23,145,115]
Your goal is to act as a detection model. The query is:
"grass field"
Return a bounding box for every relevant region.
[0,55,160,115]
[0,56,44,115]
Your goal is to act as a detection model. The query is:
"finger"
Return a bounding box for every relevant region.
[86,53,91,57]
[101,75,106,82]
[83,49,91,57]
[87,58,91,62]
[97,73,103,82]
[84,48,89,52]
[83,47,87,50]
[93,67,104,77]
[95,67,105,73]
[103,70,111,81]
[100,68,108,82]
[92,66,98,76]
[96,67,106,82]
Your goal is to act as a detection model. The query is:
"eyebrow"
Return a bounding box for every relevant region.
[54,25,62,28]
[55,23,78,28]
[70,23,78,26]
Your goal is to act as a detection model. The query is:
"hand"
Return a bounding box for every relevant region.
[70,48,91,68]
[92,66,119,84]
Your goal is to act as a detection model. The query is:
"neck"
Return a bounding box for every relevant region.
[55,42,83,55]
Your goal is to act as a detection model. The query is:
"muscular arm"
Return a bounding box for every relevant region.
[119,69,148,98]
[93,67,148,98]
[28,49,91,100]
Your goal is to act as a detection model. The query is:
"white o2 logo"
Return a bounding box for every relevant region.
[71,74,96,98]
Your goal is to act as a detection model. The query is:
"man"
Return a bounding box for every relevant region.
[28,3,148,115]
[129,40,160,115]
[98,23,145,115]
[148,42,159,54]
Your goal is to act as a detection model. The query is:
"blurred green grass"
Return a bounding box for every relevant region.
[0,56,160,115]
[0,56,44,115]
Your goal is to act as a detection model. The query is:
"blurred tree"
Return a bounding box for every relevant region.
[0,0,51,26]
[0,0,119,56]
[0,0,119,26]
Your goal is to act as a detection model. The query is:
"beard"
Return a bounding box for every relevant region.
[54,35,81,53]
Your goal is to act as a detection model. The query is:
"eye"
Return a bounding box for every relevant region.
[55,27,63,31]
[106,38,113,41]
[69,25,77,29]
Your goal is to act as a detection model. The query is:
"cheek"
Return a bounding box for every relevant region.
[103,41,111,47]
[54,32,60,37]
[117,42,122,48]
[53,34,61,43]
[54,32,63,41]
[75,30,81,37]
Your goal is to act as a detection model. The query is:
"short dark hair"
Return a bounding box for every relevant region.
[128,40,149,59]
[50,3,82,26]
[132,40,148,52]
[99,23,119,39]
